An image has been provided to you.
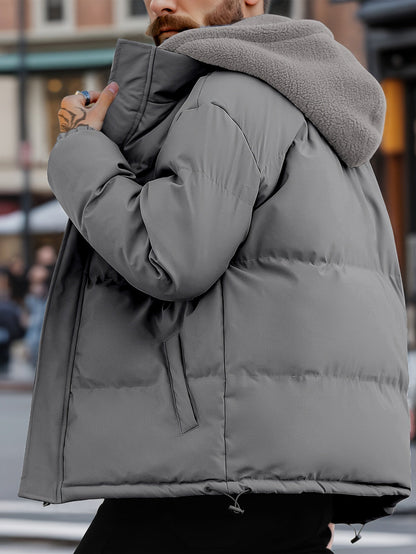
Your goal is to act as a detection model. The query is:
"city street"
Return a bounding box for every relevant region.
[1,381,416,553]
[1,0,415,552]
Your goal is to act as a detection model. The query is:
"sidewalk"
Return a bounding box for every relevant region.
[0,498,100,541]
[0,341,34,392]
[392,442,416,515]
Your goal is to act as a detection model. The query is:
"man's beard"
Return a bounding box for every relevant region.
[146,0,244,46]
[204,0,244,27]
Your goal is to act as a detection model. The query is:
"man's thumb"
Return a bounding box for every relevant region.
[97,81,119,111]
[107,81,119,95]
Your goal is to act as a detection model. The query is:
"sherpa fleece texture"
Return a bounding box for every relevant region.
[159,13,386,168]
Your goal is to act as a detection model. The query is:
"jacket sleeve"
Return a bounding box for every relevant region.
[47,102,261,301]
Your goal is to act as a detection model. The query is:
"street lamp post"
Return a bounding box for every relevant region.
[17,0,33,272]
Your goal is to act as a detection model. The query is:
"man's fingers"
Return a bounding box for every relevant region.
[73,90,100,105]
[57,82,119,132]
[82,90,100,104]
[61,90,100,107]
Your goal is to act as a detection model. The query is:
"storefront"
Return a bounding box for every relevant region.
[355,1,416,342]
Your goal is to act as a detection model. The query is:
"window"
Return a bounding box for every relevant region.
[129,0,147,16]
[33,0,74,31]
[115,0,148,29]
[45,0,63,22]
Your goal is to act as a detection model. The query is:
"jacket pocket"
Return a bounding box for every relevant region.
[163,332,198,434]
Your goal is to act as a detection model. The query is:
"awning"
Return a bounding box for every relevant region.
[0,199,68,234]
[0,47,115,74]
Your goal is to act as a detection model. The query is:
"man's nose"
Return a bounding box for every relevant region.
[148,0,178,16]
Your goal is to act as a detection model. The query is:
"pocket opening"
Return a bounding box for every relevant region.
[163,332,199,434]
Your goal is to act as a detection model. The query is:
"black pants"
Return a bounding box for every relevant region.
[74,492,334,554]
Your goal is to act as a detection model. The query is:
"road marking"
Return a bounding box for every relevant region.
[0,519,89,540]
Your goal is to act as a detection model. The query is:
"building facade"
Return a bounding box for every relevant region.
[351,0,416,347]
[0,0,357,209]
[4,0,411,337]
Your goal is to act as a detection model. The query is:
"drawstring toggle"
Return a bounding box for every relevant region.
[228,502,245,514]
[348,523,365,543]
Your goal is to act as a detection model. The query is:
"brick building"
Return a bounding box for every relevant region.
[0,1,385,270]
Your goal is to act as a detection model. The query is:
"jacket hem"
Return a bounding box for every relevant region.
[18,478,410,503]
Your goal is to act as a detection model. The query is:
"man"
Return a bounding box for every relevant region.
[19,1,410,553]
[0,266,25,376]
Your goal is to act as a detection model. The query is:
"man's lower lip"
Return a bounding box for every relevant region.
[160,30,178,34]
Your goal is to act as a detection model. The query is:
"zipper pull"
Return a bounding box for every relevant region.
[43,501,51,507]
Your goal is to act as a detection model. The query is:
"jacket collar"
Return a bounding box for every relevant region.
[102,39,213,148]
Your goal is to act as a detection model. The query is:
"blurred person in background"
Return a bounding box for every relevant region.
[6,253,29,308]
[35,244,57,290]
[0,266,26,376]
[22,264,50,369]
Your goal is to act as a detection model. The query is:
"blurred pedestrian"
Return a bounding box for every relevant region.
[6,253,29,308]
[22,264,49,369]
[35,244,57,290]
[0,266,26,376]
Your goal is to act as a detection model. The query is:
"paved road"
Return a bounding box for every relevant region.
[1,386,416,553]
[0,514,416,553]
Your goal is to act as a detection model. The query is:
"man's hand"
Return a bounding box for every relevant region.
[57,81,119,133]
[327,522,335,550]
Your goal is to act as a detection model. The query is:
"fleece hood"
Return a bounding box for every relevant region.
[159,13,387,168]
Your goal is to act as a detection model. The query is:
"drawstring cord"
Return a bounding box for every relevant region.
[225,487,251,514]
[347,522,366,543]
[205,485,252,514]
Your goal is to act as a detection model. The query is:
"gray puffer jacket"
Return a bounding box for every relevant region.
[19,14,411,533]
